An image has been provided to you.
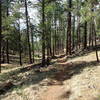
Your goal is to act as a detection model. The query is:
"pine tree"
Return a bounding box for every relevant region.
[66,0,72,55]
[0,0,2,72]
[24,0,32,64]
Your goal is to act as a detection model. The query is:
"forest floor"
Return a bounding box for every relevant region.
[0,50,100,100]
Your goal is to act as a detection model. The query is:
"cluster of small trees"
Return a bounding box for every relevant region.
[0,0,100,72]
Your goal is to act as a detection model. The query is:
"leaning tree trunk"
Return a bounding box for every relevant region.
[0,0,2,72]
[24,0,32,64]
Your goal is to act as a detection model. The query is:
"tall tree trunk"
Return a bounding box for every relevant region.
[52,17,55,57]
[93,22,99,62]
[18,21,22,66]
[83,0,88,49]
[31,27,34,63]
[72,16,75,50]
[41,0,45,66]
[84,21,87,49]
[54,11,57,55]
[66,0,72,55]
[6,39,9,63]
[49,26,52,56]
[53,36,55,57]
[59,18,63,53]
[89,22,92,47]
[24,0,32,64]
[91,24,94,47]
[6,1,9,64]
[46,16,52,64]
[47,36,50,65]
[66,24,68,55]
[78,19,81,49]
[76,17,79,49]
[77,17,81,49]
[63,22,66,53]
[91,1,99,62]
[2,46,5,63]
[0,0,2,72]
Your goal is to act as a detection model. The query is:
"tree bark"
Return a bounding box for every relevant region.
[6,1,9,64]
[72,16,75,50]
[2,46,5,63]
[31,27,34,63]
[76,17,81,49]
[52,16,55,57]
[93,23,99,62]
[0,0,2,72]
[6,39,9,63]
[41,0,45,66]
[54,11,57,55]
[49,25,52,56]
[18,21,22,66]
[84,21,87,49]
[83,0,88,49]
[89,22,92,47]
[24,0,32,64]
[66,0,72,55]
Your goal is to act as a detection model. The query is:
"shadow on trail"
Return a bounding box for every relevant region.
[52,61,100,82]
[0,50,94,82]
[13,60,99,89]
[0,52,100,95]
[1,61,99,95]
[0,54,66,82]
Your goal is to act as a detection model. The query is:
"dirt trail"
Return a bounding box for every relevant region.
[39,51,100,100]
[0,51,100,100]
[40,85,67,100]
[39,56,71,100]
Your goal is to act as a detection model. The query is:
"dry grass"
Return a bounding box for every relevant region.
[0,51,100,100]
